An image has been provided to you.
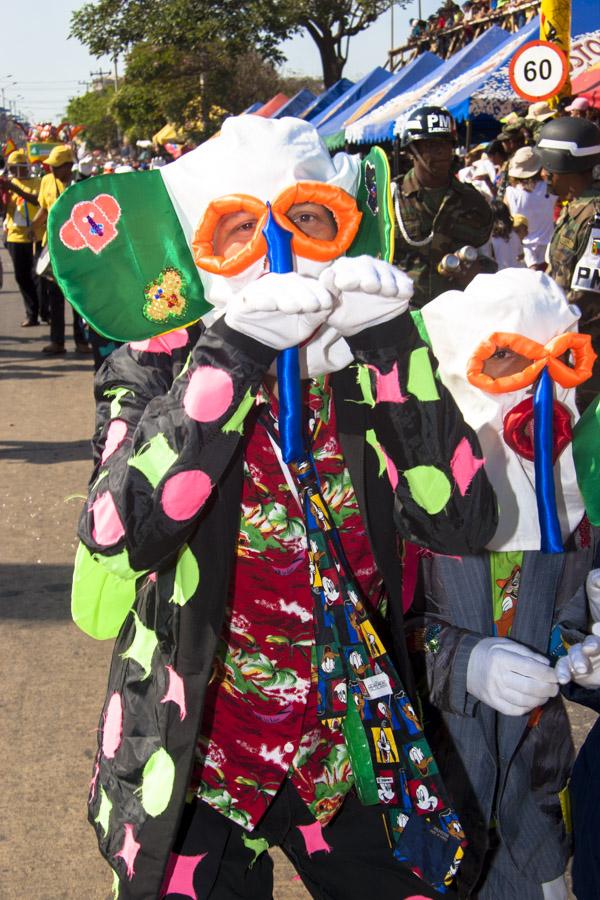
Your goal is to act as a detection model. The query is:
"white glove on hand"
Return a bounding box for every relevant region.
[224,272,333,351]
[586,568,600,621]
[555,622,600,688]
[466,637,559,716]
[319,255,413,337]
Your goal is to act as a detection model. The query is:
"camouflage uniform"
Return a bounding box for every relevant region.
[547,186,600,409]
[392,168,493,308]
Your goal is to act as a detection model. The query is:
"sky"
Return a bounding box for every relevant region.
[3,0,440,127]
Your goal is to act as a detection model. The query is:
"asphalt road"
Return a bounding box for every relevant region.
[0,247,594,899]
[0,247,306,899]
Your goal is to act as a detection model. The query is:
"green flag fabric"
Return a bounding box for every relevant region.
[48,149,393,343]
[48,171,211,343]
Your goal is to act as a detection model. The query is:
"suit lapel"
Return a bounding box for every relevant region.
[497,551,565,764]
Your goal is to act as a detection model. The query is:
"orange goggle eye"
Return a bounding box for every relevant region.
[191,183,362,277]
[467,331,596,394]
[192,194,268,277]
[271,182,362,263]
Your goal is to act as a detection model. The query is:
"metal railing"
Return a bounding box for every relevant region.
[388,0,539,70]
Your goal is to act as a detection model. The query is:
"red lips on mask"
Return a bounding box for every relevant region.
[503,398,573,463]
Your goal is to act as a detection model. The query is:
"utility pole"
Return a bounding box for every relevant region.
[112,56,121,147]
[90,68,111,89]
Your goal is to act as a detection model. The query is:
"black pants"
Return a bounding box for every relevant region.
[7,241,38,322]
[163,781,444,899]
[44,278,86,346]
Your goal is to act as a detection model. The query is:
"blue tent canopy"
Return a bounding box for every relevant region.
[300,78,354,122]
[241,101,263,114]
[308,67,391,129]
[347,24,527,144]
[273,89,317,119]
[425,17,539,123]
[572,0,599,37]
[318,52,443,139]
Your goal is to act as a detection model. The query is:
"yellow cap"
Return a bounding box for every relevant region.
[512,213,529,229]
[44,144,75,168]
[7,149,28,165]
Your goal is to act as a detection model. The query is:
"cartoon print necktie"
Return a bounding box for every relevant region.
[262,402,466,893]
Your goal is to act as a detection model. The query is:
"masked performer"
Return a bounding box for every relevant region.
[72,116,497,899]
[409,268,599,899]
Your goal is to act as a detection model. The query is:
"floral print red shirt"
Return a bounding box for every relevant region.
[191,378,385,830]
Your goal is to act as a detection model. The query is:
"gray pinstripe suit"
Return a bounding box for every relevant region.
[408,537,600,898]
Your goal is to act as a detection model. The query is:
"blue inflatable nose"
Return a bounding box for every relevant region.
[262,203,307,464]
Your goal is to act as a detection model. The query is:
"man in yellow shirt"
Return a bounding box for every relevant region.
[0,149,42,326]
[33,144,91,355]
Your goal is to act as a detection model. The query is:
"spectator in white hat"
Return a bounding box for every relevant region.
[566,97,591,118]
[504,146,554,270]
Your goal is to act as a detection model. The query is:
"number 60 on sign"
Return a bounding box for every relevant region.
[509,40,568,102]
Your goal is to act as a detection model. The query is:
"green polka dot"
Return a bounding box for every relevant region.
[407,347,439,401]
[93,547,143,580]
[104,386,134,418]
[139,747,175,817]
[365,428,387,477]
[121,610,158,679]
[95,786,112,837]
[356,364,376,408]
[222,387,256,434]
[128,431,178,488]
[242,833,270,868]
[71,543,140,640]
[171,544,200,606]
[404,465,451,514]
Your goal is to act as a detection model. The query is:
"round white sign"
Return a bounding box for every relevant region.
[509,40,568,102]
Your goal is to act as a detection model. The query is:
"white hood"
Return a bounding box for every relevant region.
[422,269,585,551]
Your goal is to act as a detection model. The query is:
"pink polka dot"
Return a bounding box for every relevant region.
[184,366,234,423]
[102,692,123,759]
[101,418,128,463]
[161,470,212,521]
[383,447,398,490]
[368,362,407,404]
[130,329,189,355]
[91,491,125,546]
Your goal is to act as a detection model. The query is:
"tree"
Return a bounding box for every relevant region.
[70,0,392,89]
[70,0,288,63]
[65,86,120,149]
[260,0,394,87]
[110,44,286,142]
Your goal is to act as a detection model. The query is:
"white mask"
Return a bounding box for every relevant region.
[159,116,361,377]
[422,269,587,551]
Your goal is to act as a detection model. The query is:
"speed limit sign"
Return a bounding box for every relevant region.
[509,40,568,102]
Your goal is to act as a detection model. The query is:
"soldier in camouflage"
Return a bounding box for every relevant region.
[537,117,600,411]
[392,105,493,309]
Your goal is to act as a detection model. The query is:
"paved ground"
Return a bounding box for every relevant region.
[0,246,595,898]
[0,247,306,899]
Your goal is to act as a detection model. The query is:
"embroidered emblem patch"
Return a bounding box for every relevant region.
[59,194,121,254]
[365,162,378,216]
[143,268,187,322]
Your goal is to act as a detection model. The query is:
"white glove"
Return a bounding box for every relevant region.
[224,272,333,351]
[586,568,600,621]
[466,637,559,716]
[542,874,568,900]
[555,622,600,688]
[319,255,413,337]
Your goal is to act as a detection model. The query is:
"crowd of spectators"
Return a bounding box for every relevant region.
[405,0,538,61]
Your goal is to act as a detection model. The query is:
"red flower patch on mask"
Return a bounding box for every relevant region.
[59,193,121,254]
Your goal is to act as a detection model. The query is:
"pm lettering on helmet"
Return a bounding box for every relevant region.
[427,113,452,132]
